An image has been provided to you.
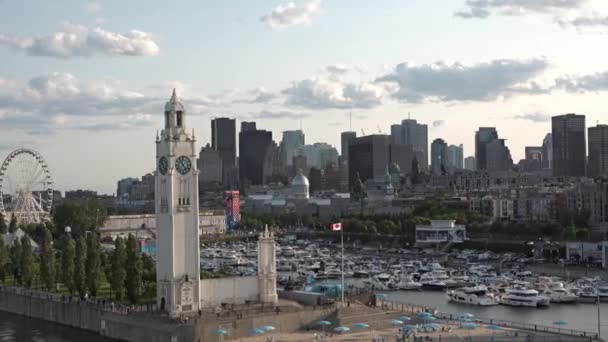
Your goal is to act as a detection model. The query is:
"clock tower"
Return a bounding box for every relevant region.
[155,89,200,315]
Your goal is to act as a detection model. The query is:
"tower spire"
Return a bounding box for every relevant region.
[171,88,177,103]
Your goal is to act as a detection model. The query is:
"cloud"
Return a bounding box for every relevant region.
[554,72,608,92]
[432,120,446,127]
[246,110,310,120]
[282,77,385,109]
[261,0,322,29]
[513,112,551,122]
[0,23,160,58]
[376,58,550,103]
[455,0,589,19]
[557,14,608,29]
[238,87,278,104]
[86,2,102,13]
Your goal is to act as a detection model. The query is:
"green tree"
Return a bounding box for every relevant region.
[40,228,56,291]
[85,233,101,296]
[576,228,590,241]
[20,236,35,288]
[0,213,7,234]
[110,237,127,301]
[125,234,143,304]
[0,238,7,283]
[61,235,76,294]
[74,237,87,297]
[8,215,17,234]
[52,199,108,237]
[10,238,22,285]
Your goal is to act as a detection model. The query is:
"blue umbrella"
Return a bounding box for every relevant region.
[260,326,276,332]
[390,319,404,325]
[398,316,411,321]
[353,323,369,329]
[422,316,436,322]
[249,329,265,335]
[461,323,477,329]
[403,325,417,331]
[458,317,472,322]
[316,320,332,326]
[486,325,502,331]
[553,321,568,326]
[417,312,433,318]
[212,329,228,336]
[459,313,474,319]
[334,326,350,333]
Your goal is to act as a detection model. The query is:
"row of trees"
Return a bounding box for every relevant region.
[0,214,19,235]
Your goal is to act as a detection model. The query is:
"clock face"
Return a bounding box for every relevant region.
[175,156,192,175]
[158,156,168,175]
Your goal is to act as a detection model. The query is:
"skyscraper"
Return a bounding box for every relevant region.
[430,138,448,175]
[486,139,513,172]
[588,124,608,178]
[281,130,305,167]
[348,135,390,187]
[475,127,498,171]
[464,156,476,171]
[552,114,586,177]
[341,131,357,160]
[390,119,428,171]
[211,118,236,186]
[541,133,553,170]
[446,144,464,171]
[239,124,273,186]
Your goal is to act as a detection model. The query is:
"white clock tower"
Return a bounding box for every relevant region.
[155,89,200,316]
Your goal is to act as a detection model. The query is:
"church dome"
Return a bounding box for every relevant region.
[291,169,310,187]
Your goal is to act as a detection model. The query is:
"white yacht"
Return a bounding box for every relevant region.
[395,275,423,290]
[539,282,578,303]
[447,285,499,306]
[282,246,296,257]
[500,287,550,308]
[578,286,599,303]
[420,270,449,290]
[598,285,608,302]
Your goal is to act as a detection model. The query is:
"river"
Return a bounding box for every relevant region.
[380,290,608,339]
[0,311,116,342]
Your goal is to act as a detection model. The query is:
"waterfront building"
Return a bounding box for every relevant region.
[475,127,498,171]
[552,114,586,177]
[348,134,390,187]
[431,138,448,176]
[391,119,428,171]
[291,169,310,199]
[565,241,608,268]
[567,179,608,235]
[588,124,608,178]
[415,220,466,245]
[211,117,236,187]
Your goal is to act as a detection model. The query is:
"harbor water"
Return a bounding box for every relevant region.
[381,290,608,339]
[0,310,116,342]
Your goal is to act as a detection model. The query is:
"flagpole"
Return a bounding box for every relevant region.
[341,224,345,307]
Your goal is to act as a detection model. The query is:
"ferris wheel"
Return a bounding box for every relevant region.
[0,149,54,225]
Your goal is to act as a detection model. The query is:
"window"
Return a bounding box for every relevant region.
[176,111,183,127]
[164,111,170,128]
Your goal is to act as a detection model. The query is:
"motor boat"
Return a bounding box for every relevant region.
[500,287,550,308]
[394,275,423,290]
[447,285,499,306]
[539,283,578,303]
[598,285,608,302]
[353,270,370,278]
[282,246,296,257]
[420,270,449,290]
[578,286,599,303]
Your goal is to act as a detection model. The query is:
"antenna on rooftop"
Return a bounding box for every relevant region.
[349,112,353,131]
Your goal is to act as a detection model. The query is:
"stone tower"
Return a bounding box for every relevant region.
[257,225,278,305]
[155,90,201,316]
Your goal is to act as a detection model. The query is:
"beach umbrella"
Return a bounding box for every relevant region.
[403,325,417,331]
[390,319,404,325]
[459,313,474,319]
[334,326,350,333]
[260,326,276,332]
[212,329,228,335]
[424,323,440,330]
[461,323,477,329]
[417,312,433,318]
[249,329,265,335]
[398,316,411,321]
[553,321,568,326]
[316,320,332,326]
[353,323,369,329]
[486,325,502,331]
[422,316,436,322]
[458,317,472,322]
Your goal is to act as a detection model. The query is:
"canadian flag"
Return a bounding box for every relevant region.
[328,222,342,231]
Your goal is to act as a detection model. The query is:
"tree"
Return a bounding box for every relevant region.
[0,213,7,234]
[10,238,22,285]
[0,238,7,283]
[20,236,35,288]
[74,237,87,297]
[110,237,127,301]
[576,228,590,241]
[8,215,17,234]
[40,228,56,291]
[125,234,143,304]
[61,235,76,294]
[85,233,102,296]
[52,199,108,237]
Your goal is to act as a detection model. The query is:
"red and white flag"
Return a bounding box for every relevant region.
[328,222,342,231]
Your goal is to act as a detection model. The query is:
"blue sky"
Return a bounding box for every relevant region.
[1,0,608,194]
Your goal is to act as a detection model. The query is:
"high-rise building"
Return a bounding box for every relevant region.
[239,124,273,186]
[348,135,390,187]
[430,138,448,175]
[390,119,428,171]
[198,144,223,185]
[486,139,513,172]
[341,131,357,160]
[117,177,138,198]
[296,143,339,170]
[211,118,236,186]
[522,146,543,172]
[446,144,464,171]
[542,133,553,170]
[475,127,498,171]
[588,124,608,178]
[552,114,586,177]
[464,156,476,171]
[281,130,305,166]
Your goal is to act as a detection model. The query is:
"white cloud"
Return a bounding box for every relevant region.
[0,23,160,58]
[261,0,322,29]
[513,112,551,122]
[239,87,278,104]
[432,120,446,127]
[554,71,608,92]
[86,2,102,13]
[455,0,589,18]
[282,77,385,109]
[376,58,550,103]
[244,110,310,120]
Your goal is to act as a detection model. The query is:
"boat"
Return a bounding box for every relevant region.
[447,285,499,306]
[353,270,370,278]
[419,270,449,290]
[539,282,578,303]
[578,286,599,303]
[598,285,608,302]
[500,287,551,308]
[282,246,296,257]
[394,275,423,290]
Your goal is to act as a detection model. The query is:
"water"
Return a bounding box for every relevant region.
[381,290,608,339]
[0,311,116,342]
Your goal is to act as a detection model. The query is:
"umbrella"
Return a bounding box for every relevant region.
[353,323,369,329]
[212,329,228,336]
[486,325,502,331]
[316,320,332,326]
[458,317,472,322]
[422,316,436,322]
[403,325,418,331]
[398,316,411,321]
[461,323,477,329]
[459,313,474,319]
[417,312,433,318]
[376,294,388,299]
[260,326,276,332]
[390,319,404,325]
[334,326,350,333]
[553,321,568,326]
[249,329,265,335]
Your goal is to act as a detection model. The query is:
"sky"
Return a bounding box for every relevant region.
[2,0,608,194]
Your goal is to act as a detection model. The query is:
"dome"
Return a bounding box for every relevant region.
[291,169,310,186]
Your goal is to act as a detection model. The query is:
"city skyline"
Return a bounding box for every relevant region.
[2,0,608,193]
